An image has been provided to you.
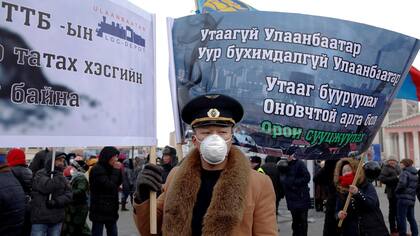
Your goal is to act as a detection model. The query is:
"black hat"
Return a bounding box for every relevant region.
[249,155,262,164]
[162,145,176,157]
[55,152,67,159]
[181,94,244,128]
[284,146,297,156]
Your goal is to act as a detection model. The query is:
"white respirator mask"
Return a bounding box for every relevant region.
[197,134,230,165]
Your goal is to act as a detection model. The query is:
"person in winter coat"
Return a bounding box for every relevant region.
[61,164,91,236]
[319,159,340,236]
[314,161,328,212]
[334,158,389,236]
[395,158,418,236]
[282,147,311,236]
[89,146,122,236]
[121,158,134,211]
[0,148,26,236]
[261,155,284,215]
[160,145,178,183]
[133,94,277,236]
[29,148,51,174]
[378,158,401,234]
[7,148,33,236]
[30,152,73,236]
[7,148,33,195]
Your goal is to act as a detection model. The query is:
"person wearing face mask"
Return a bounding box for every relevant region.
[334,158,388,236]
[30,152,72,236]
[133,94,277,236]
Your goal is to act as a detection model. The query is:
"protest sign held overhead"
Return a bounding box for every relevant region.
[168,12,419,159]
[0,0,156,147]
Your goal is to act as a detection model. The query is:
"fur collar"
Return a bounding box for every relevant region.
[162,146,250,236]
[333,158,366,194]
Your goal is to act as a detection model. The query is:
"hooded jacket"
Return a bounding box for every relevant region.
[133,146,277,236]
[29,149,51,174]
[30,156,72,224]
[334,158,388,236]
[89,150,122,222]
[395,166,418,205]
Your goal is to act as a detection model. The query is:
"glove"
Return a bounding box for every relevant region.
[135,164,163,203]
[46,199,56,209]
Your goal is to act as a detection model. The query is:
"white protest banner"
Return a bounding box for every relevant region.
[0,0,156,147]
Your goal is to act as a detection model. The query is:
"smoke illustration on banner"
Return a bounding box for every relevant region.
[169,12,419,159]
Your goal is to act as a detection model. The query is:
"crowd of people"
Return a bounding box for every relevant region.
[1,93,420,236]
[1,144,420,236]
[0,146,151,236]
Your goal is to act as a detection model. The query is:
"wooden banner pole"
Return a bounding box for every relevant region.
[149,146,157,234]
[176,143,184,161]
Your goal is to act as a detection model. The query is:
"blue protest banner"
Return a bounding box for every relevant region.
[169,12,419,159]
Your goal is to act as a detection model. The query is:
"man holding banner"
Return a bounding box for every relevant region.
[133,94,277,235]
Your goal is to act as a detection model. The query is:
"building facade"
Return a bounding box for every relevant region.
[379,99,420,167]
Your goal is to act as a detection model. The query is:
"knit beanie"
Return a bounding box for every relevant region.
[6,148,26,166]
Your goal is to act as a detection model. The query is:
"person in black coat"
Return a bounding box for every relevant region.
[160,145,178,183]
[6,148,33,236]
[281,148,310,236]
[121,159,134,211]
[378,158,400,234]
[0,150,25,236]
[30,152,72,236]
[395,158,418,236]
[261,155,284,215]
[320,159,340,236]
[89,146,122,236]
[334,158,389,236]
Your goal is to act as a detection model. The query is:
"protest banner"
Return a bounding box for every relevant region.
[168,12,419,159]
[0,0,156,147]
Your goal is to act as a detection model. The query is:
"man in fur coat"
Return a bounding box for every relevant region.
[133,94,278,236]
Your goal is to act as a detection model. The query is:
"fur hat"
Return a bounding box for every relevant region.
[162,145,177,157]
[334,158,365,194]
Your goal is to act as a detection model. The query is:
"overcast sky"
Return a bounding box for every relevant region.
[129,0,420,146]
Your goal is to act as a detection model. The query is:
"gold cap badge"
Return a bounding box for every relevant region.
[207,108,220,118]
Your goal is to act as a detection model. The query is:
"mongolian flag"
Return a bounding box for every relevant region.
[397,67,420,101]
[196,0,255,14]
